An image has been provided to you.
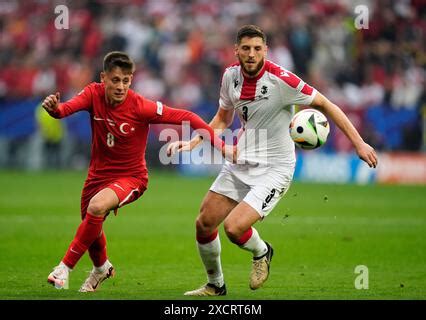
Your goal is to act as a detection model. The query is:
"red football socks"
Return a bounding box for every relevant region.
[196,229,219,244]
[88,230,108,268]
[234,227,253,245]
[62,213,104,269]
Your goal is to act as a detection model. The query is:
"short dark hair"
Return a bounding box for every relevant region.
[103,51,135,73]
[236,25,266,44]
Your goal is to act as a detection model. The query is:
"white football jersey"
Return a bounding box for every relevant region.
[219,60,317,166]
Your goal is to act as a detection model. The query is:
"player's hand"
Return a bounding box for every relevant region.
[42,92,60,114]
[222,145,238,164]
[166,140,193,157]
[355,142,378,168]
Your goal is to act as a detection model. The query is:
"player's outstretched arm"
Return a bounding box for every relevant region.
[166,107,235,156]
[159,106,237,163]
[310,92,378,168]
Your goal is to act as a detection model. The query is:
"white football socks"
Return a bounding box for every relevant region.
[239,227,268,258]
[94,259,111,273]
[59,261,72,272]
[197,235,224,288]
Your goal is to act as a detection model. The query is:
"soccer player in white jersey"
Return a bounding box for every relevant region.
[167,25,378,296]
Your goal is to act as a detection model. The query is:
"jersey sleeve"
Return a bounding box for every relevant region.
[277,69,317,106]
[218,69,233,110]
[49,84,93,119]
[141,98,225,150]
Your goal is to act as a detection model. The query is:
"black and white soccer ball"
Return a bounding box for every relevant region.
[289,109,330,150]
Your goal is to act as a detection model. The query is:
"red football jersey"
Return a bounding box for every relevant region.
[49,82,223,181]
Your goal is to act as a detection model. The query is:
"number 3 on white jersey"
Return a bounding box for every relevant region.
[242,106,248,122]
[107,132,115,147]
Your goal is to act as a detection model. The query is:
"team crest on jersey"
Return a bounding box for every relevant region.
[234,79,239,88]
[119,122,135,134]
[261,85,268,94]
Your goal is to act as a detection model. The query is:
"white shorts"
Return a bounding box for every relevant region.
[210,162,294,218]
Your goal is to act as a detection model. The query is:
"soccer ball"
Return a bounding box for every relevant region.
[289,109,330,149]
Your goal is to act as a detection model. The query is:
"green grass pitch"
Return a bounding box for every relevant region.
[0,170,425,300]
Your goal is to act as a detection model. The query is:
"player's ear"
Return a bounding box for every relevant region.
[234,44,239,57]
[100,72,105,83]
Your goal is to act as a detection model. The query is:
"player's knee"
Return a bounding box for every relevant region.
[87,199,108,216]
[195,216,216,236]
[223,221,243,243]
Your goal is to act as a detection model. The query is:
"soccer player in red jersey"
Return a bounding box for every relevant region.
[42,51,235,292]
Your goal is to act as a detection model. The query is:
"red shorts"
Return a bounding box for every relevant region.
[80,176,148,218]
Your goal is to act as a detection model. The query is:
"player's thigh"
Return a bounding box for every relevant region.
[81,179,106,218]
[197,191,238,232]
[88,188,120,216]
[107,177,147,209]
[84,177,147,216]
[200,164,249,228]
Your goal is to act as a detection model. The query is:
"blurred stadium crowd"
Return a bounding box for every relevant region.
[0,0,424,169]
